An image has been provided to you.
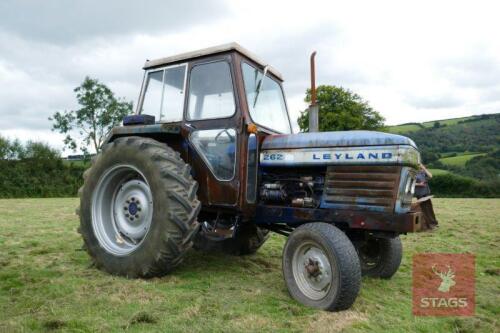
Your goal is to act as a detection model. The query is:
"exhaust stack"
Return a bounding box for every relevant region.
[308,51,319,132]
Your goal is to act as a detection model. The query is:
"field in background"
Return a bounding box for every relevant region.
[0,198,498,332]
[438,153,486,167]
[427,168,450,176]
[387,115,476,134]
[387,123,422,134]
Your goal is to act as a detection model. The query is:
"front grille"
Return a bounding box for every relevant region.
[323,165,401,212]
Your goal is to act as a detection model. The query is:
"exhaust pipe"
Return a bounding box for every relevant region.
[308,51,319,132]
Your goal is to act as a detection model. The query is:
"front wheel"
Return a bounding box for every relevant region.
[282,223,361,311]
[355,237,403,279]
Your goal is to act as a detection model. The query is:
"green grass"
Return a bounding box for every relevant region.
[387,115,479,134]
[439,153,486,167]
[421,116,473,127]
[0,198,499,332]
[387,124,422,134]
[428,168,450,176]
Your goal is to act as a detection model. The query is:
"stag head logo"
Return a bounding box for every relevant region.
[432,264,456,292]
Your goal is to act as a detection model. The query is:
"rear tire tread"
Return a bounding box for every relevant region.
[360,237,403,279]
[78,136,200,278]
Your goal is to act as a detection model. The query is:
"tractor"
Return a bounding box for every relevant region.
[78,43,429,311]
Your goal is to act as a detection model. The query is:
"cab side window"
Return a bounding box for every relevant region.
[141,70,163,118]
[140,65,186,122]
[187,61,235,120]
[161,66,186,122]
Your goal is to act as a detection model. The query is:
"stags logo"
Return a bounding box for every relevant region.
[432,264,456,292]
[413,254,475,316]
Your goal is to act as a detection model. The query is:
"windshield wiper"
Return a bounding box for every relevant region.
[253,65,269,108]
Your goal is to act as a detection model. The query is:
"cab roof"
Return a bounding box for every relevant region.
[143,42,283,81]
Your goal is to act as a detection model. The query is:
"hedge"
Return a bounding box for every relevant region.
[0,159,85,198]
[429,173,500,198]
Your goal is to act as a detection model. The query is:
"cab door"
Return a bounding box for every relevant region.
[183,55,241,207]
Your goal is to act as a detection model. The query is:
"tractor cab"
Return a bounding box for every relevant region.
[115,43,292,212]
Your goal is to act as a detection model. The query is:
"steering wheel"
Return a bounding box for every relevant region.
[214,129,235,143]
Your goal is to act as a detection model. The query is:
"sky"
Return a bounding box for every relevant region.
[1,0,499,153]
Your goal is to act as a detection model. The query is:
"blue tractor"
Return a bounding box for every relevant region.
[78,43,430,311]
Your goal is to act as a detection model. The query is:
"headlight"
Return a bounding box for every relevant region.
[404,176,415,195]
[395,167,416,213]
[404,177,411,193]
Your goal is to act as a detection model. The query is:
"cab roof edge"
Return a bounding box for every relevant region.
[143,42,283,81]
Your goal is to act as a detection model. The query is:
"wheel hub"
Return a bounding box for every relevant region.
[305,258,321,278]
[91,164,154,256]
[114,179,153,240]
[128,201,138,215]
[292,243,333,300]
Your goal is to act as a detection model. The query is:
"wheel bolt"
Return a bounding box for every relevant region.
[137,207,142,211]
[125,213,129,217]
[131,197,135,202]
[123,207,127,210]
[135,214,139,218]
[130,217,134,221]
[136,200,140,204]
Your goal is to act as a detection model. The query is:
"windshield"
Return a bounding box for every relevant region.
[242,63,292,134]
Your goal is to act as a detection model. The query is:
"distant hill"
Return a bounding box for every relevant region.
[384,113,500,182]
[387,113,499,154]
[387,113,498,134]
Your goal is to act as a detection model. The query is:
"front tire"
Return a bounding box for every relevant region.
[78,137,200,278]
[355,237,403,279]
[282,223,361,311]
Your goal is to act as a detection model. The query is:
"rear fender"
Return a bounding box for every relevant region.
[104,123,183,145]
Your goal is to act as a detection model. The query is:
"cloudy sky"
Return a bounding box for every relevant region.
[1,0,499,152]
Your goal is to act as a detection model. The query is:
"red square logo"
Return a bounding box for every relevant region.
[413,253,475,316]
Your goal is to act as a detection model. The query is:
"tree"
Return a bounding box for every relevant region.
[18,141,60,160]
[0,135,22,160]
[50,77,132,154]
[297,85,385,132]
[0,136,10,159]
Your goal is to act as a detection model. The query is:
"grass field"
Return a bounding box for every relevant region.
[0,198,499,332]
[438,153,486,167]
[420,116,472,127]
[387,115,475,134]
[428,168,450,176]
[386,124,422,134]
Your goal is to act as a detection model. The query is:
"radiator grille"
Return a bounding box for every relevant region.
[323,165,401,212]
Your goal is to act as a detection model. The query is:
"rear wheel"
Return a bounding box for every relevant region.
[78,137,200,278]
[355,237,403,279]
[283,223,361,311]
